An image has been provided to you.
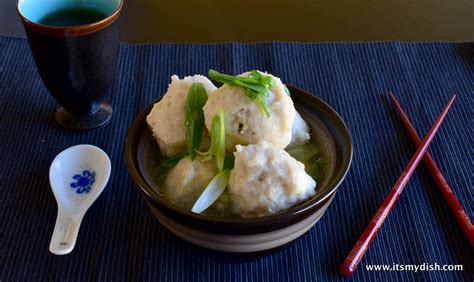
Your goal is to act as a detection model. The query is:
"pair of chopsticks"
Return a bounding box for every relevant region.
[340,93,474,276]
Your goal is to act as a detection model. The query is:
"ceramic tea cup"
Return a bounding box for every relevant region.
[17,0,123,130]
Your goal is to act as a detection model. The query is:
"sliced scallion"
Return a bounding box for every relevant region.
[191,170,230,213]
[208,69,275,117]
[185,82,208,160]
[196,109,226,172]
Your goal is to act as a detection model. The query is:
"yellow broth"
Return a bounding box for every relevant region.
[143,115,334,218]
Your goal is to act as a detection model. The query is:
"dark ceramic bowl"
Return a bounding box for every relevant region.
[125,85,353,253]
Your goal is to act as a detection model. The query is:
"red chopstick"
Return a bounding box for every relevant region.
[389,92,474,247]
[340,95,456,276]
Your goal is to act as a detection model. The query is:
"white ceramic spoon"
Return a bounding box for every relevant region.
[49,144,111,255]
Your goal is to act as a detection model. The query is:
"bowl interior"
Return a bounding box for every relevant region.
[125,85,353,224]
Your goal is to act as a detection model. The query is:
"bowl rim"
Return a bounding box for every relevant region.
[124,84,353,226]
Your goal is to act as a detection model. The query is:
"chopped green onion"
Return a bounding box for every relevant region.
[208,70,260,85]
[223,155,235,171]
[213,109,226,172]
[256,95,270,117]
[191,170,230,213]
[248,70,261,81]
[191,109,230,213]
[196,109,226,172]
[233,80,269,96]
[262,77,275,89]
[208,69,275,117]
[185,82,208,160]
[246,88,259,98]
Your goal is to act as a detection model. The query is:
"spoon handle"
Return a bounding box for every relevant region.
[49,208,84,255]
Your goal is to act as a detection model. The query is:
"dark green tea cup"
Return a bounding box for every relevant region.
[17,0,123,130]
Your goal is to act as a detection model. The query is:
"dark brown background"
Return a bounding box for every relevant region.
[2,0,473,43]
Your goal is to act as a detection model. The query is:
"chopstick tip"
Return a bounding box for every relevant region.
[388,91,396,102]
[445,95,456,107]
[340,263,354,277]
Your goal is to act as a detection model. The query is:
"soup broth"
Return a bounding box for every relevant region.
[143,115,334,217]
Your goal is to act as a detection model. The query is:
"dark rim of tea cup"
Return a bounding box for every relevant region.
[124,85,354,234]
[16,0,123,37]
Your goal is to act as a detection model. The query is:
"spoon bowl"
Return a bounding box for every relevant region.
[49,144,111,255]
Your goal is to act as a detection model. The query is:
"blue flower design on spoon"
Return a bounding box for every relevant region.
[70,170,96,194]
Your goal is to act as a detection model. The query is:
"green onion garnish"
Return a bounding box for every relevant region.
[185,82,208,160]
[196,109,226,172]
[208,69,275,117]
[191,170,230,213]
[192,109,230,214]
[223,155,235,171]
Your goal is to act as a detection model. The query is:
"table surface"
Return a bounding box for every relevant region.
[1,36,473,281]
[2,0,474,43]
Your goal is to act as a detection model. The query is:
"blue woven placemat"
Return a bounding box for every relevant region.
[1,36,472,281]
